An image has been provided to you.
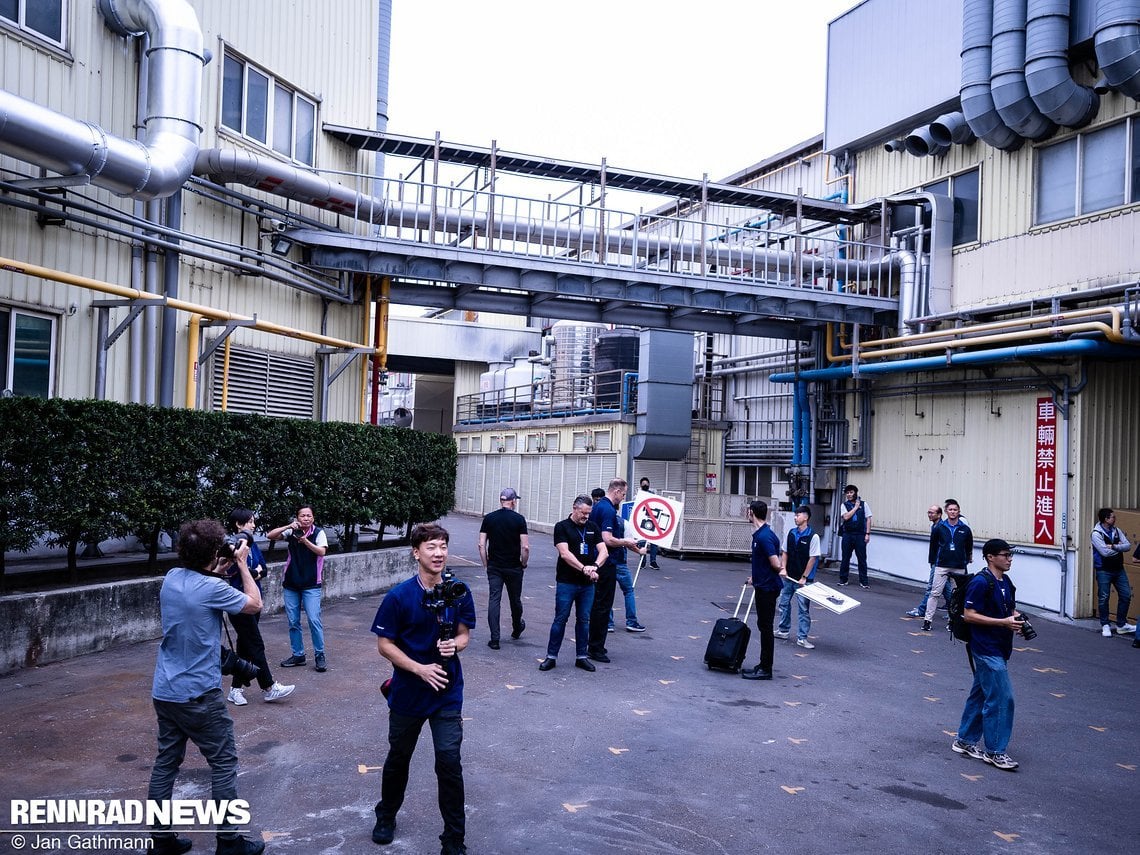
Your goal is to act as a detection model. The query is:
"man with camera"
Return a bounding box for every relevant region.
[268,506,328,672]
[370,523,476,855]
[951,538,1028,772]
[147,519,266,855]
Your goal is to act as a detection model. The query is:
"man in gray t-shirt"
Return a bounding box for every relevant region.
[146,519,266,855]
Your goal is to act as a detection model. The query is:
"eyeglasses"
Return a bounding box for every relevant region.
[994,551,1013,558]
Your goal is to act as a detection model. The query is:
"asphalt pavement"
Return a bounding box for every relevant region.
[1,511,1138,855]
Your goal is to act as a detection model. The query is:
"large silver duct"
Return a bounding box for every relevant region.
[903,125,950,157]
[961,0,1024,150]
[1094,0,1140,98]
[1025,0,1099,127]
[0,0,204,200]
[991,0,1057,139]
[929,111,977,145]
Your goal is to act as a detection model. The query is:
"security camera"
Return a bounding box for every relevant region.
[263,218,287,233]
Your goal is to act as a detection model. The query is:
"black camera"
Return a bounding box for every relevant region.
[422,570,470,642]
[217,531,253,561]
[220,646,260,682]
[1015,615,1038,641]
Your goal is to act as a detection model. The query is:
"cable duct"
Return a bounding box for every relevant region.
[961,0,1025,150]
[1025,0,1099,127]
[991,0,1057,140]
[1094,0,1140,99]
[0,0,204,200]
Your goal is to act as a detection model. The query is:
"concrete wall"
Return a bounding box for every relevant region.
[0,548,416,675]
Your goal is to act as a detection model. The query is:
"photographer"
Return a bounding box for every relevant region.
[370,523,475,855]
[267,506,328,672]
[951,538,1026,772]
[146,519,265,855]
[224,509,294,706]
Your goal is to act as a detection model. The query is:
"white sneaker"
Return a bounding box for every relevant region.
[796,638,816,649]
[1116,623,1137,634]
[1102,624,1113,637]
[774,630,790,640]
[263,682,295,702]
[227,687,248,706]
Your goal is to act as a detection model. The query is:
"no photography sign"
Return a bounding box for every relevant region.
[629,492,683,550]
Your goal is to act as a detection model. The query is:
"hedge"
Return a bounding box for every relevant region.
[0,397,456,584]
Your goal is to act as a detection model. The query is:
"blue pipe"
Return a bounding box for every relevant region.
[770,339,1140,383]
[798,381,811,465]
[790,381,803,465]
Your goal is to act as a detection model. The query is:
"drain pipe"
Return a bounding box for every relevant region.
[159,191,183,408]
[1094,0,1140,98]
[991,0,1057,140]
[961,0,1025,150]
[1025,0,1099,127]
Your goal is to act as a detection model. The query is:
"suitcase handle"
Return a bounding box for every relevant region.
[733,583,755,621]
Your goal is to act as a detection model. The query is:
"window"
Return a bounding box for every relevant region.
[0,0,65,46]
[220,51,316,165]
[1036,118,1140,224]
[0,307,55,398]
[893,167,980,246]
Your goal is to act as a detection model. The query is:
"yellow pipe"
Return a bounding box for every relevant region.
[359,275,372,423]
[378,276,391,374]
[185,315,201,409]
[0,255,377,354]
[221,335,232,412]
[826,308,1124,364]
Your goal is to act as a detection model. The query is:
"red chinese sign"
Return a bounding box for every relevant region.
[1033,396,1056,545]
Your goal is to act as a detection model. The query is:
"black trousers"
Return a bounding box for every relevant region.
[486,566,525,642]
[228,611,273,691]
[376,708,465,846]
[754,588,781,671]
[588,563,617,657]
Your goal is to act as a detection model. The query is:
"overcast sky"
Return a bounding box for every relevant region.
[385,1,860,184]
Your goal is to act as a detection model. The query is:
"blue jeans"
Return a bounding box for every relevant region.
[376,708,464,847]
[1095,567,1133,626]
[958,653,1015,754]
[647,543,659,566]
[777,577,811,640]
[608,561,638,627]
[147,688,241,838]
[546,581,595,660]
[283,586,324,657]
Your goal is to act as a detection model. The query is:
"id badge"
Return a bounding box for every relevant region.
[579,542,589,556]
[949,542,956,551]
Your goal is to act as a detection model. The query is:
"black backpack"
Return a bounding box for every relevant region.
[947,571,1014,641]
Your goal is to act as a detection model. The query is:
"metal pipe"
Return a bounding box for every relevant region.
[0,255,374,353]
[159,191,182,407]
[221,334,232,412]
[991,0,1057,140]
[1094,0,1140,98]
[0,0,205,199]
[185,314,201,409]
[961,0,1025,150]
[1025,0,1099,127]
[770,338,1139,383]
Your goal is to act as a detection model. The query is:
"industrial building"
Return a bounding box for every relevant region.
[2,0,1139,620]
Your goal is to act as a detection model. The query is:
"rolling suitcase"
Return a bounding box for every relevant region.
[704,584,754,673]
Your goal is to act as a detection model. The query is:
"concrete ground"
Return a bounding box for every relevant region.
[1,511,1138,855]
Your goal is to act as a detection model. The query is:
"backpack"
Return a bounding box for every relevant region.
[947,571,1015,642]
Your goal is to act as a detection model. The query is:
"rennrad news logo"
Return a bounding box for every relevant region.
[10,799,252,827]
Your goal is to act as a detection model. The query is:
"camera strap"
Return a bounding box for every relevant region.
[221,616,238,652]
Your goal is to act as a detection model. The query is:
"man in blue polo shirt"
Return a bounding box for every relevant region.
[371,523,476,855]
[951,538,1026,772]
[742,500,783,680]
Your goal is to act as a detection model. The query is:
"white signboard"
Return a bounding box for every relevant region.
[627,491,684,550]
[795,581,861,614]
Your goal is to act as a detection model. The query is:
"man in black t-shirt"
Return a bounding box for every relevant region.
[478,488,530,649]
[539,495,609,673]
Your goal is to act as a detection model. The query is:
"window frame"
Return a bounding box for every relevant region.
[0,305,57,399]
[0,0,67,48]
[894,166,981,248]
[1035,116,1139,226]
[219,47,318,167]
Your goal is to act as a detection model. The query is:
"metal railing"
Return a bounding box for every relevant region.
[456,369,638,426]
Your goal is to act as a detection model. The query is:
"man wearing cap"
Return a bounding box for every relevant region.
[478,488,530,650]
[951,538,1026,772]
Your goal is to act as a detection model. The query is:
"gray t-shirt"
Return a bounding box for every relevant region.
[152,567,249,702]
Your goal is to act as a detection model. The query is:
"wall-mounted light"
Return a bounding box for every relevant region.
[270,234,293,256]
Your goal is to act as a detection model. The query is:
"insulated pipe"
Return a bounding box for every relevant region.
[0,0,205,199]
[769,339,1139,383]
[791,382,804,466]
[1094,0,1140,99]
[991,0,1057,140]
[961,0,1025,149]
[929,111,977,145]
[1025,0,1099,127]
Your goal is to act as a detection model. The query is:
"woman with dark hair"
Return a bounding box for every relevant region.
[225,509,295,705]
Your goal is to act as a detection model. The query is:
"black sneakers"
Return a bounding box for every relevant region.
[372,815,396,845]
[279,654,305,668]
